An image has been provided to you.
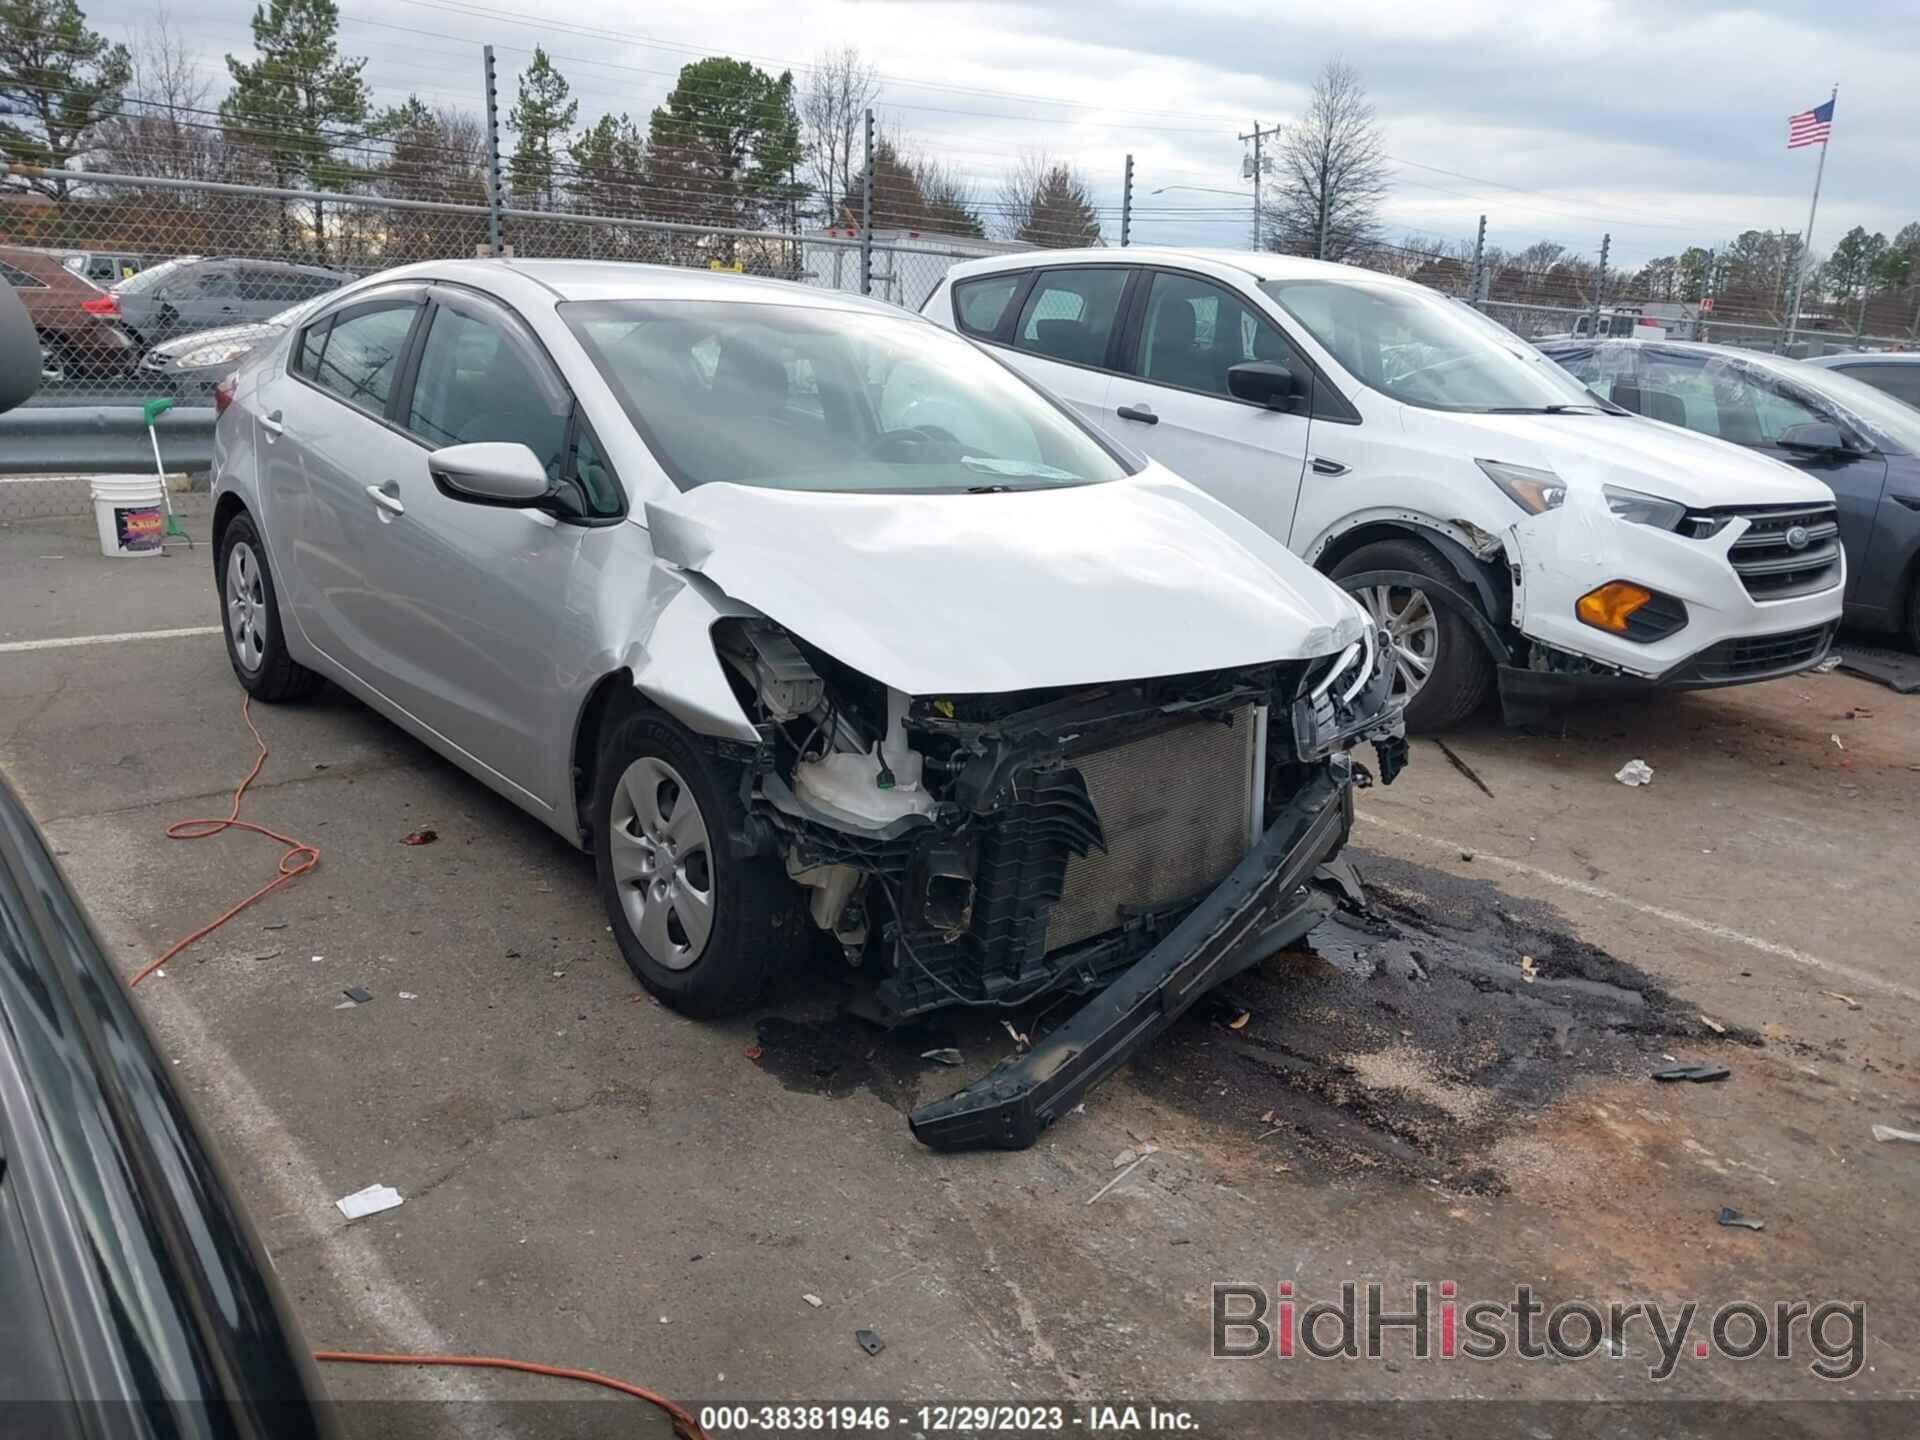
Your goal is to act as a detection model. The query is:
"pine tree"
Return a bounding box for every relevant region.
[0,0,130,200]
[646,57,805,237]
[220,0,376,259]
[508,46,575,211]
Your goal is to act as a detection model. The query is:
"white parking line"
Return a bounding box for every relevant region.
[0,626,221,654]
[1356,811,1920,1008]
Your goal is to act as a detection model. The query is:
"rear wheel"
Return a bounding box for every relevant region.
[593,709,804,1017]
[1331,537,1495,732]
[218,514,323,701]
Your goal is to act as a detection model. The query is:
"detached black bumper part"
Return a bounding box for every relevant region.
[908,772,1351,1152]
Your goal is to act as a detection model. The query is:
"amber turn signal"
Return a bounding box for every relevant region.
[1576,581,1653,633]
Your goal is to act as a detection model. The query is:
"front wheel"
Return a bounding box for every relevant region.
[1331,538,1495,732]
[593,709,804,1017]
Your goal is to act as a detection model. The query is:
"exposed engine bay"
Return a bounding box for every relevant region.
[712,617,1408,1149]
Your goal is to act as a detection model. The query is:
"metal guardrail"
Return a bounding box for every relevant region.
[0,405,216,477]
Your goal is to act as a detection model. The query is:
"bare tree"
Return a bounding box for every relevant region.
[800,45,878,225]
[1262,57,1388,261]
[95,3,231,181]
[996,151,1101,248]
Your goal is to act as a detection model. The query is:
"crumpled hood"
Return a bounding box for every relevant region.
[150,321,283,364]
[1426,409,1835,509]
[643,464,1365,696]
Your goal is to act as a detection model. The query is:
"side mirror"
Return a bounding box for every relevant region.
[0,284,43,414]
[428,442,553,506]
[1776,421,1849,455]
[1227,361,1301,412]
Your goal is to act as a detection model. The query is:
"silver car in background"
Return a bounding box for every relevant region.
[208,259,1406,1149]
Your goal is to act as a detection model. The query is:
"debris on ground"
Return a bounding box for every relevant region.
[1519,955,1537,983]
[1652,1063,1730,1084]
[1871,1124,1920,1145]
[1717,1207,1765,1231]
[1829,734,1845,751]
[743,1044,764,1061]
[401,828,439,846]
[854,1329,885,1357]
[398,991,418,1001]
[1087,1152,1152,1206]
[1459,850,1474,862]
[1228,1010,1251,1030]
[1813,654,1843,673]
[802,1293,824,1308]
[262,921,288,931]
[920,1048,963,1067]
[335,1183,403,1220]
[1432,738,1495,799]
[342,986,372,1004]
[1698,1015,1726,1034]
[1822,990,1862,1011]
[1614,759,1655,787]
[1002,1020,1030,1048]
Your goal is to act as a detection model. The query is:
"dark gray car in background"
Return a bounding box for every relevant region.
[105,257,349,351]
[1540,338,1920,648]
[1804,351,1920,410]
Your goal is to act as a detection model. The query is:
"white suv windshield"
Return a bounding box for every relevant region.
[1261,278,1603,413]
[563,299,1131,493]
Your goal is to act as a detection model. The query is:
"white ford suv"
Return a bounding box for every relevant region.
[923,248,1846,729]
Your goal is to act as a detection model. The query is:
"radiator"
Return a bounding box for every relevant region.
[1044,706,1259,952]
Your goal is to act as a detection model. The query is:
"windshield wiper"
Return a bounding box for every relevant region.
[1484,403,1611,415]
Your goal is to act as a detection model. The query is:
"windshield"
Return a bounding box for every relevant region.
[563,299,1131,493]
[113,258,196,295]
[1260,278,1603,412]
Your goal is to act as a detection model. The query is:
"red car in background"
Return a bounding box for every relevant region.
[0,242,137,383]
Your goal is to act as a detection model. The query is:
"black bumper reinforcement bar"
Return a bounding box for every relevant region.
[908,773,1351,1152]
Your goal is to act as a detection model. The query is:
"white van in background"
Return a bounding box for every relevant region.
[923,248,1844,729]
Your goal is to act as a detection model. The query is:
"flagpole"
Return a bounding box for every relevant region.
[1784,82,1837,351]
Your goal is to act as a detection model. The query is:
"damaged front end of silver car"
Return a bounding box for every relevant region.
[712,616,1408,1152]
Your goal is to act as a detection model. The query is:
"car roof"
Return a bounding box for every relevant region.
[1805,351,1920,366]
[940,244,1412,289]
[339,256,915,318]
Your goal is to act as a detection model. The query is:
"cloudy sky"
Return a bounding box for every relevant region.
[89,0,1920,268]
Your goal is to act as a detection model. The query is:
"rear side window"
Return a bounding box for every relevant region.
[297,303,417,413]
[1011,268,1128,370]
[952,273,1022,337]
[1848,364,1920,409]
[240,267,306,304]
[193,268,237,299]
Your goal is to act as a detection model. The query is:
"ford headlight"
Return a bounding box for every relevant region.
[175,339,257,369]
[1602,484,1686,531]
[1477,459,1566,515]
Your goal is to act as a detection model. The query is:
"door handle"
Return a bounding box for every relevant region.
[366,481,405,519]
[260,410,284,440]
[1310,456,1349,477]
[1116,404,1158,425]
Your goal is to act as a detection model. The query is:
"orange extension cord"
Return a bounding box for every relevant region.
[313,1352,710,1438]
[127,696,319,988]
[138,699,709,1438]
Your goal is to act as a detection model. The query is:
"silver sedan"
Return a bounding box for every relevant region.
[209,259,1403,1148]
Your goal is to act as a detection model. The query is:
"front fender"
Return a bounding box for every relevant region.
[625,567,761,744]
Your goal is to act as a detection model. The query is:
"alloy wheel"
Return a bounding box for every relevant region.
[1352,582,1441,703]
[225,541,268,672]
[608,756,715,971]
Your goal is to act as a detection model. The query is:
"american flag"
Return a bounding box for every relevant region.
[1788,98,1835,149]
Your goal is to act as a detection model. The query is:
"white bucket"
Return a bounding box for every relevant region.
[90,475,166,557]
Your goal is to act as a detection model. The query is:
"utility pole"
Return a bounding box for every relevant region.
[481,45,505,257]
[1591,232,1611,336]
[859,107,874,297]
[1120,153,1134,248]
[1469,214,1487,309]
[1238,121,1281,251]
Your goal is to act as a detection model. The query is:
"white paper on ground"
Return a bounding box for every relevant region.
[335,1183,404,1219]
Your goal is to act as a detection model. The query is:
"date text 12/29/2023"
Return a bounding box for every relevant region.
[699,1404,1201,1433]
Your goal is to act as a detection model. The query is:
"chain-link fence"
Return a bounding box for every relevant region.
[0,164,1002,404]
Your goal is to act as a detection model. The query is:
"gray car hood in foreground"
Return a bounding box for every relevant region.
[644,464,1365,696]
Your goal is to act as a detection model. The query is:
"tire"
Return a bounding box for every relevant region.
[217,513,323,702]
[1331,537,1495,732]
[592,708,803,1017]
